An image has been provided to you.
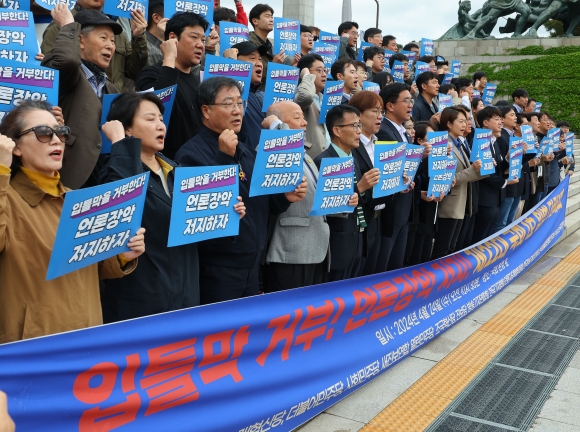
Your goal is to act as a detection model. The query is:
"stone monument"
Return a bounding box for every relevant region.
[439,0,580,40]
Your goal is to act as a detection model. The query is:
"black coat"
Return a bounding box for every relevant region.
[98,137,200,323]
[412,94,438,123]
[174,127,291,269]
[376,118,414,237]
[314,145,366,269]
[478,139,508,208]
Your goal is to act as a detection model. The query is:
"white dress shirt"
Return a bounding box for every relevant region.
[386,117,409,142]
[360,132,385,210]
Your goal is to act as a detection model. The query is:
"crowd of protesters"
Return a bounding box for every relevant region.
[0,0,575,355]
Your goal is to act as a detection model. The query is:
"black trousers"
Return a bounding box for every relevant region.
[361,213,381,276]
[200,259,260,305]
[328,232,363,282]
[472,206,499,244]
[432,217,463,260]
[455,213,475,252]
[377,221,409,272]
[408,232,434,265]
[263,260,328,293]
[404,223,419,267]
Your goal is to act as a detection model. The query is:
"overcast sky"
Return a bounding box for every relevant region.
[239,0,548,43]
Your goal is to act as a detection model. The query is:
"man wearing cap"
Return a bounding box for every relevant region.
[223,41,268,148]
[41,4,121,189]
[41,0,148,94]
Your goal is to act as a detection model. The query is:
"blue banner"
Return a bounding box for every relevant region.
[310,41,336,79]
[100,85,177,154]
[566,132,575,159]
[414,61,431,83]
[167,165,240,247]
[391,60,405,83]
[427,131,449,177]
[521,125,537,155]
[318,80,343,124]
[0,176,570,432]
[438,93,453,113]
[0,10,40,64]
[249,129,304,197]
[451,60,461,78]
[203,55,252,100]
[309,156,353,216]
[165,0,212,26]
[401,49,417,64]
[273,17,299,57]
[219,21,249,51]
[428,156,456,197]
[419,37,434,57]
[549,127,561,151]
[508,136,524,181]
[262,63,299,111]
[482,83,497,106]
[471,129,495,176]
[404,143,425,183]
[373,141,406,198]
[46,173,149,280]
[357,41,373,62]
[0,60,59,121]
[363,81,380,94]
[102,0,147,19]
[318,31,340,50]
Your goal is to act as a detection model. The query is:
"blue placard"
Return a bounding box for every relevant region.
[167,165,240,247]
[451,60,461,78]
[414,61,431,83]
[273,17,299,57]
[165,0,212,27]
[46,173,149,280]
[100,85,177,154]
[438,93,453,113]
[34,0,74,11]
[318,80,343,124]
[309,156,354,216]
[219,21,249,51]
[204,54,252,100]
[427,131,449,177]
[548,127,561,151]
[473,89,481,98]
[419,38,434,57]
[0,0,25,9]
[471,129,495,175]
[363,81,380,94]
[441,73,454,85]
[482,83,497,106]
[250,129,304,196]
[404,143,425,183]
[401,49,417,64]
[310,42,337,79]
[539,136,552,156]
[357,41,373,62]
[262,63,299,111]
[102,0,146,19]
[566,132,575,159]
[373,141,406,198]
[382,49,396,73]
[428,156,456,197]
[392,60,405,83]
[535,101,543,112]
[0,11,40,64]
[318,31,340,49]
[508,136,524,181]
[0,60,59,121]
[520,125,537,155]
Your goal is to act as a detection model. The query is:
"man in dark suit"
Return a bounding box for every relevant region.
[413,71,440,124]
[330,58,360,104]
[314,105,365,281]
[472,107,517,244]
[375,83,415,271]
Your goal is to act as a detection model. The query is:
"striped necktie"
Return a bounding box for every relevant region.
[353,173,367,229]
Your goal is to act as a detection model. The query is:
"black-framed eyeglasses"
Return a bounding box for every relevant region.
[336,123,363,131]
[313,35,319,41]
[16,125,70,143]
[208,100,248,112]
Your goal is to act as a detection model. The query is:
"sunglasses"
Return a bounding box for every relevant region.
[16,125,71,143]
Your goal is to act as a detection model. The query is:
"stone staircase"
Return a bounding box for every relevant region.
[561,139,580,241]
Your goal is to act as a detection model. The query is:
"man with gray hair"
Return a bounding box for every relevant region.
[175,77,307,303]
[261,101,358,291]
[42,4,121,189]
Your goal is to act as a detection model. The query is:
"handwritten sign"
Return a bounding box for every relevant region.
[204,54,252,100]
[46,173,149,280]
[250,129,304,196]
[373,141,406,198]
[167,165,240,246]
[309,157,354,216]
[318,80,343,124]
[262,63,299,111]
[274,17,299,57]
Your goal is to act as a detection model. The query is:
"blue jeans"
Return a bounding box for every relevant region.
[506,196,522,225]
[493,197,515,233]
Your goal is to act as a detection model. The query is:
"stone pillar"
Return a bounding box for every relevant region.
[283,0,315,27]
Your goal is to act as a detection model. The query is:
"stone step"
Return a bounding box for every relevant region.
[566,194,580,216]
[563,207,580,240]
[569,183,580,198]
[571,174,579,185]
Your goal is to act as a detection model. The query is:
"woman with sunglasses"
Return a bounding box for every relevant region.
[99,92,246,322]
[0,101,146,344]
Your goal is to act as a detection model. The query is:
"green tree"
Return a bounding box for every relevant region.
[544,19,580,37]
